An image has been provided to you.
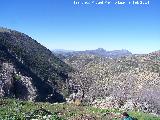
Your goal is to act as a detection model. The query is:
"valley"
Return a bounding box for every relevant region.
[0,27,160,119]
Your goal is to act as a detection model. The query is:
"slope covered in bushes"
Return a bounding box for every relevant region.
[64,52,160,114]
[0,28,73,102]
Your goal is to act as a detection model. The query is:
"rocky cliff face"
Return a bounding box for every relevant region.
[0,63,14,98]
[0,62,36,101]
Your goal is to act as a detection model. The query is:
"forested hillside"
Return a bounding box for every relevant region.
[0,28,72,102]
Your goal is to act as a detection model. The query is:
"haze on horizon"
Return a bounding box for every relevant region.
[0,0,159,54]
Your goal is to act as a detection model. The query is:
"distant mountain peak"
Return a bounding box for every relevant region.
[96,48,106,51]
[53,48,132,59]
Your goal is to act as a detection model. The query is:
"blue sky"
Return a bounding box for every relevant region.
[0,0,159,54]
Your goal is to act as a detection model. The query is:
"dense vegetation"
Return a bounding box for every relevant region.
[0,28,73,102]
[0,29,72,81]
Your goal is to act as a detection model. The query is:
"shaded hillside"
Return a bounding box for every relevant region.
[0,27,72,102]
[53,48,132,59]
[64,52,160,114]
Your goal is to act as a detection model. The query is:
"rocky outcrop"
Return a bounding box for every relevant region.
[92,96,160,114]
[0,63,14,97]
[0,62,37,101]
[12,74,37,101]
[67,80,84,104]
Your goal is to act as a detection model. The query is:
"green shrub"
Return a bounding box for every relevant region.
[13,74,21,81]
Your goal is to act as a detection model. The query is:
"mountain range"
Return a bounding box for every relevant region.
[53,48,132,59]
